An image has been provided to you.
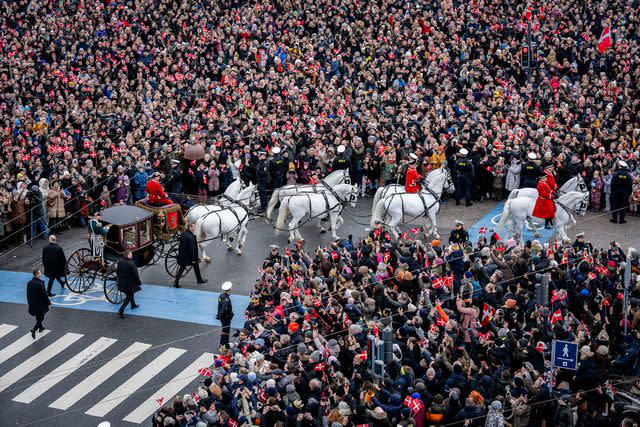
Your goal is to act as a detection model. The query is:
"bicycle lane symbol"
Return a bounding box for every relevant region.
[49,286,109,307]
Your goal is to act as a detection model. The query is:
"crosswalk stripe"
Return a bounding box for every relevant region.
[50,341,152,411]
[13,337,117,404]
[85,347,186,418]
[123,352,213,424]
[0,330,51,367]
[0,333,82,392]
[0,324,17,340]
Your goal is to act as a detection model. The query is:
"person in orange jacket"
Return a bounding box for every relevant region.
[405,153,421,193]
[532,167,557,229]
[146,172,173,205]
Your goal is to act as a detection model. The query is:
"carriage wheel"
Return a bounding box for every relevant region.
[150,240,164,265]
[66,248,95,293]
[164,242,191,278]
[103,263,125,304]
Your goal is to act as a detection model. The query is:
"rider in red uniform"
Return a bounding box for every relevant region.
[146,172,173,205]
[532,167,557,229]
[405,153,421,193]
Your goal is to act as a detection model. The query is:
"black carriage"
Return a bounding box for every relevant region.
[65,205,155,304]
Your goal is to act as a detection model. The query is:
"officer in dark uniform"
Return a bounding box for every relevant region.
[448,220,470,245]
[88,211,110,236]
[332,145,349,170]
[454,148,474,207]
[263,244,283,268]
[572,232,591,253]
[610,160,633,224]
[521,152,543,188]
[256,151,270,213]
[269,146,285,189]
[216,281,234,346]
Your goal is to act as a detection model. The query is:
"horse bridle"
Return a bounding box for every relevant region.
[556,193,588,216]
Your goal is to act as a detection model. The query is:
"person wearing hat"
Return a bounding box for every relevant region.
[145,172,173,206]
[610,160,632,224]
[521,152,543,188]
[174,222,208,288]
[404,153,421,193]
[256,150,270,213]
[269,146,285,189]
[454,148,474,207]
[332,144,350,171]
[216,281,234,346]
[532,167,558,229]
[88,211,110,237]
[449,220,469,245]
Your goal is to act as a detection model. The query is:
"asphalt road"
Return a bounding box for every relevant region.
[0,196,638,426]
[0,197,637,296]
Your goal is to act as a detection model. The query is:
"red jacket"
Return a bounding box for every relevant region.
[405,166,421,193]
[532,171,557,219]
[146,179,172,204]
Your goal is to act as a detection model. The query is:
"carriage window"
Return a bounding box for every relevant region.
[139,219,152,245]
[121,226,137,249]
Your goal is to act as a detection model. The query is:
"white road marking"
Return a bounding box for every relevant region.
[85,347,186,418]
[0,330,51,367]
[0,324,18,340]
[13,337,117,403]
[0,333,82,392]
[50,341,152,411]
[123,352,213,424]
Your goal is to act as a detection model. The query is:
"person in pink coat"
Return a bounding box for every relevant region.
[456,297,479,343]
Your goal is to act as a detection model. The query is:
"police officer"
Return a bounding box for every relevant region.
[256,151,270,213]
[521,152,543,188]
[610,160,632,224]
[454,148,474,207]
[449,220,470,245]
[332,145,349,170]
[216,281,234,346]
[263,244,283,268]
[270,146,285,189]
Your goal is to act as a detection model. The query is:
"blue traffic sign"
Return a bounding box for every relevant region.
[551,340,578,370]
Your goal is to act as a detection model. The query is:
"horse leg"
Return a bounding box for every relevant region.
[428,208,439,239]
[336,215,344,230]
[318,217,326,234]
[288,214,302,243]
[387,214,401,240]
[528,216,541,239]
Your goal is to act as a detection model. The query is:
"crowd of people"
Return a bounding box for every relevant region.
[153,227,640,427]
[2,0,640,250]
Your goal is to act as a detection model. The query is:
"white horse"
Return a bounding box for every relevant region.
[275,184,359,242]
[496,191,589,244]
[370,168,455,239]
[195,184,258,260]
[184,179,245,226]
[266,169,350,220]
[370,168,453,215]
[507,175,587,200]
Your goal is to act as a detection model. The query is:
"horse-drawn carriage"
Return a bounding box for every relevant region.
[66,205,156,304]
[134,198,186,265]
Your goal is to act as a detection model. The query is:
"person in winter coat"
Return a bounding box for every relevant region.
[590,170,604,211]
[116,250,141,318]
[553,396,573,427]
[531,169,557,229]
[603,171,613,212]
[207,161,220,195]
[454,398,484,426]
[491,157,506,200]
[26,269,50,339]
[573,346,597,390]
[42,235,66,296]
[484,400,505,427]
[131,165,149,201]
[174,222,207,288]
[456,298,479,343]
[505,156,522,194]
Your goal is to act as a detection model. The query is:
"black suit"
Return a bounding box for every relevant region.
[42,243,67,294]
[175,230,204,285]
[27,277,51,332]
[116,258,142,314]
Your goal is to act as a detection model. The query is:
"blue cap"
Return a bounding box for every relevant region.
[411,392,421,399]
[580,289,590,297]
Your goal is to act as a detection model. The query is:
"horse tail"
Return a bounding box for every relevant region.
[275,197,290,235]
[371,198,387,228]
[371,187,385,215]
[496,199,511,237]
[266,188,279,220]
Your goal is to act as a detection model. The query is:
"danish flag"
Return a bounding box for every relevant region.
[197,367,212,377]
[479,227,488,234]
[228,420,238,427]
[597,26,612,53]
[481,303,496,327]
[403,396,422,412]
[494,140,503,150]
[432,277,444,289]
[523,3,533,20]
[314,362,325,372]
[550,309,563,324]
[401,232,408,239]
[411,227,420,234]
[192,392,200,403]
[156,397,165,406]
